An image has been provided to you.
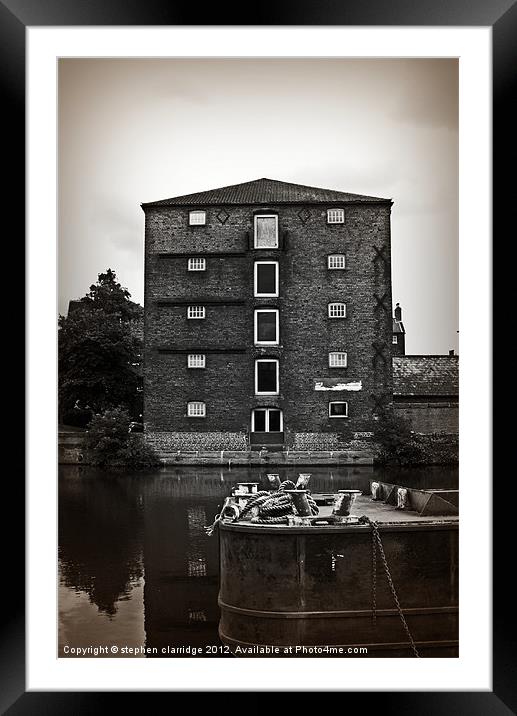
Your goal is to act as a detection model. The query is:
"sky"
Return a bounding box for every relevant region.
[58,58,458,355]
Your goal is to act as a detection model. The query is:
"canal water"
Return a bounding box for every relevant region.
[59,464,458,658]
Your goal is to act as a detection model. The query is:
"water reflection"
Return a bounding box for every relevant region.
[59,464,458,657]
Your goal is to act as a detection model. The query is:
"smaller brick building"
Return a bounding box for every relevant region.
[392,355,459,434]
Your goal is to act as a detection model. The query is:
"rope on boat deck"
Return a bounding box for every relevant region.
[358,515,420,658]
[204,487,319,533]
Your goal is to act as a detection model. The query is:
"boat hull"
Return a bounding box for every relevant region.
[218,521,458,657]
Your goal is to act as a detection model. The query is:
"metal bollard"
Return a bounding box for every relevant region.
[332,489,362,517]
[371,481,382,501]
[396,488,408,510]
[296,473,311,489]
[284,489,312,516]
[267,474,281,490]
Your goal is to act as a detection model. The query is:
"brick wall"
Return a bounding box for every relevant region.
[394,401,459,434]
[144,202,393,448]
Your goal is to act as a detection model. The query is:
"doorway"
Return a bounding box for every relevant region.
[250,408,284,448]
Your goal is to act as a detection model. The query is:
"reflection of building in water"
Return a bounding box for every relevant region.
[142,490,222,655]
[187,507,208,578]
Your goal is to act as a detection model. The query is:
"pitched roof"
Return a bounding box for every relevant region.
[142,178,391,207]
[392,318,405,334]
[393,356,459,397]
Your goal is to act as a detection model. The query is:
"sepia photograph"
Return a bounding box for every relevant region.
[57,57,460,660]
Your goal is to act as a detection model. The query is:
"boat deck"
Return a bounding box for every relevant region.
[223,494,459,533]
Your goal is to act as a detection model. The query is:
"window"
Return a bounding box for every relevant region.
[252,408,283,432]
[328,254,346,269]
[189,210,206,225]
[329,401,348,418]
[254,309,279,345]
[188,257,206,271]
[187,401,206,417]
[255,359,279,395]
[327,208,345,224]
[254,261,279,297]
[329,352,347,368]
[188,354,206,368]
[328,302,346,318]
[187,305,205,319]
[392,336,398,344]
[254,215,278,248]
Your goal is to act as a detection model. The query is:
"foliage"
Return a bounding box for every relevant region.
[374,410,425,466]
[85,407,159,468]
[58,269,143,426]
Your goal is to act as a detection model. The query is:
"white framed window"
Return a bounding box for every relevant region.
[392,335,398,344]
[188,257,206,271]
[329,401,348,418]
[189,210,206,225]
[187,401,206,417]
[254,261,279,297]
[329,351,347,368]
[187,305,205,319]
[327,208,345,224]
[255,359,279,395]
[328,302,346,318]
[254,215,278,248]
[187,354,206,368]
[254,309,279,345]
[328,254,346,269]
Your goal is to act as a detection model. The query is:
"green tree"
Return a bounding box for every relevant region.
[58,269,143,426]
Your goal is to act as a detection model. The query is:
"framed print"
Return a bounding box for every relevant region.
[8,0,509,710]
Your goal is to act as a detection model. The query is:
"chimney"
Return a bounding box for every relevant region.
[394,302,402,321]
[449,349,455,356]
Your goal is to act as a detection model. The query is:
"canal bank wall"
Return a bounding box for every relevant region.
[58,431,458,466]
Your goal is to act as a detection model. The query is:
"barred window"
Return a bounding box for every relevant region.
[187,305,205,319]
[328,302,346,318]
[328,254,346,269]
[329,401,348,418]
[188,257,206,271]
[254,215,278,248]
[187,401,206,417]
[329,351,347,367]
[392,335,398,344]
[189,210,206,225]
[327,209,345,224]
[187,354,206,368]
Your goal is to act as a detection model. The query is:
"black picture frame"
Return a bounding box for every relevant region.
[8,0,507,711]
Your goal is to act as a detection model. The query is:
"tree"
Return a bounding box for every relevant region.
[374,410,425,466]
[58,269,143,426]
[84,407,158,468]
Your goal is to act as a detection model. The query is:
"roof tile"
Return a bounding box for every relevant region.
[393,356,458,397]
[142,177,391,207]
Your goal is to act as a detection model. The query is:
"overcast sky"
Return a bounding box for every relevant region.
[58,58,458,354]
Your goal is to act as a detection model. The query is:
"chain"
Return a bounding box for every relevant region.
[360,516,420,658]
[371,524,377,626]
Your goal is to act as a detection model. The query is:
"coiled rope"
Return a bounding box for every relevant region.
[204,483,320,533]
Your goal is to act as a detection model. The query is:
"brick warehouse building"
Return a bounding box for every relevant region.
[141,178,395,456]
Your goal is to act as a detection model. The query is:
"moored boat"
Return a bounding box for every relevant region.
[215,479,458,658]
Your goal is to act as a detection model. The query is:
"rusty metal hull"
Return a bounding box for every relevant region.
[218,522,458,657]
